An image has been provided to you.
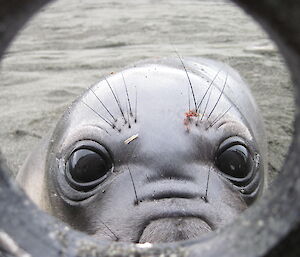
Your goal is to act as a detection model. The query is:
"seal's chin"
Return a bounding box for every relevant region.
[138,217,212,243]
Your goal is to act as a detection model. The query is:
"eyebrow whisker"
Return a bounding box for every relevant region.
[122,72,133,117]
[196,69,223,125]
[207,106,233,129]
[200,78,214,122]
[176,51,198,112]
[197,69,222,111]
[81,100,115,134]
[134,85,138,123]
[206,71,228,121]
[90,87,117,122]
[125,93,131,128]
[105,77,127,123]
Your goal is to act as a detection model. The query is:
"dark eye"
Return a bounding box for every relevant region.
[215,137,263,205]
[65,145,112,191]
[216,144,250,178]
[68,149,109,182]
[215,137,254,179]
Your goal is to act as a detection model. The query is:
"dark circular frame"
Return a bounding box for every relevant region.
[0,0,300,256]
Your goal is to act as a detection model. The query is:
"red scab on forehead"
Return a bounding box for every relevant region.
[184,110,200,131]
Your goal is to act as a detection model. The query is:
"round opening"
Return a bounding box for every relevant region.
[0,0,295,250]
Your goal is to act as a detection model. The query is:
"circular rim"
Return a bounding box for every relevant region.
[1,0,300,256]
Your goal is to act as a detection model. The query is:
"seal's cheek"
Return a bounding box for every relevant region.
[47,129,259,243]
[56,164,247,243]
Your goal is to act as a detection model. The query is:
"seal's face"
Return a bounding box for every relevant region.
[46,59,264,243]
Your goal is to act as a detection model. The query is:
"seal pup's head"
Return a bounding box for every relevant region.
[18,57,266,243]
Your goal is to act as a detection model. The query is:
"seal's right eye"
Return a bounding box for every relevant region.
[65,145,112,191]
[68,149,108,183]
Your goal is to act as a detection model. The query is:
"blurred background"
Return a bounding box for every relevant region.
[0,0,294,182]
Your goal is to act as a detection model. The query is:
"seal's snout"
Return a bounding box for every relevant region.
[138,180,200,203]
[139,217,212,243]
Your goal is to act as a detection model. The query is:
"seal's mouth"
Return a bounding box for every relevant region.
[135,183,213,243]
[138,216,212,243]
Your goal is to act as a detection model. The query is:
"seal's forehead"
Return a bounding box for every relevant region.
[54,59,266,174]
[83,64,243,124]
[67,60,263,150]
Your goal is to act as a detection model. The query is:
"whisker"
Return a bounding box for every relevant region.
[197,68,223,112]
[114,84,123,117]
[146,174,151,182]
[81,100,115,132]
[125,95,131,129]
[134,85,138,123]
[175,51,197,111]
[200,79,214,121]
[105,77,127,123]
[122,72,133,117]
[202,167,211,203]
[90,87,117,122]
[98,218,119,241]
[124,136,139,205]
[196,69,223,125]
[128,167,139,205]
[206,71,228,121]
[207,106,233,129]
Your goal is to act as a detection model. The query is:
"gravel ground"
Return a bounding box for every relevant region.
[0,0,294,183]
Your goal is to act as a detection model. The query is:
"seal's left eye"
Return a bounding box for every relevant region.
[215,137,262,204]
[216,145,250,178]
[65,145,112,191]
[215,137,254,180]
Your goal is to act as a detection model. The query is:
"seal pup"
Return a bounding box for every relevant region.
[17,57,266,243]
